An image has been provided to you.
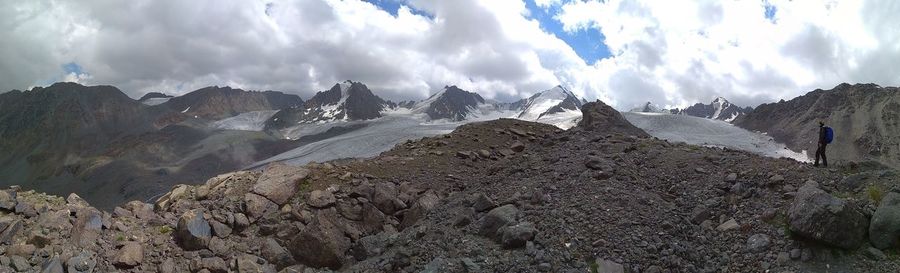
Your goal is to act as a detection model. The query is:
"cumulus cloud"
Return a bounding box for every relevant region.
[555,0,900,108]
[1,0,899,110]
[0,0,591,103]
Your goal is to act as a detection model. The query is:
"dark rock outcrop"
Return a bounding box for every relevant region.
[787,181,868,249]
[870,192,900,249]
[576,100,650,137]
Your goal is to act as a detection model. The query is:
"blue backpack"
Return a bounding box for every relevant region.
[824,127,834,144]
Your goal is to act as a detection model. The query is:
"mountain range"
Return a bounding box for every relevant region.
[630,97,752,123]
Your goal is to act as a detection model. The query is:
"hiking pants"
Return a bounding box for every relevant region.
[815,143,827,166]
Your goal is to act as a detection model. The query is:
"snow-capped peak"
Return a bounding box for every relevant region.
[517,85,581,121]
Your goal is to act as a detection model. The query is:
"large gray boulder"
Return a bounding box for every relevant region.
[479,204,518,239]
[870,192,900,249]
[787,181,868,249]
[175,210,211,251]
[289,214,350,269]
[252,164,309,205]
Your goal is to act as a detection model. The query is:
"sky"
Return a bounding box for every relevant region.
[1,0,899,109]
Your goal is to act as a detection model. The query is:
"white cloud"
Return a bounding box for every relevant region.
[0,0,597,104]
[1,0,898,110]
[555,0,900,109]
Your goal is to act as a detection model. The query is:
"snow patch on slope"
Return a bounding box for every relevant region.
[141,97,170,106]
[211,110,279,131]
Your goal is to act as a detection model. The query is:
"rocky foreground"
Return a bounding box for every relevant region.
[1,101,899,273]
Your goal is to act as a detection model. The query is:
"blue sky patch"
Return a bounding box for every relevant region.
[366,0,611,64]
[764,2,777,22]
[62,62,85,76]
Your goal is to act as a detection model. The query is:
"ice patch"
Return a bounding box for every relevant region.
[181,107,191,113]
[211,110,279,131]
[141,97,170,106]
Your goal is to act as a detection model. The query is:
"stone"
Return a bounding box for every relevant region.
[716,219,739,231]
[0,217,22,244]
[770,174,785,183]
[40,256,63,273]
[289,215,350,270]
[14,200,37,217]
[125,201,157,220]
[70,209,102,247]
[253,164,309,205]
[244,193,278,222]
[66,251,96,273]
[400,191,440,229]
[372,183,403,215]
[209,220,232,238]
[498,222,537,248]
[261,238,295,270]
[594,258,625,273]
[159,258,177,273]
[510,141,526,153]
[864,247,887,261]
[479,204,518,239]
[114,242,143,268]
[472,194,497,212]
[776,252,790,265]
[725,173,738,182]
[790,249,801,260]
[307,190,336,208]
[351,232,395,261]
[112,207,133,218]
[66,193,89,208]
[236,254,262,273]
[690,206,711,224]
[176,209,211,251]
[869,192,900,249]
[788,181,868,249]
[6,244,36,257]
[10,256,29,272]
[200,257,228,273]
[0,190,16,210]
[745,234,771,253]
[233,213,250,231]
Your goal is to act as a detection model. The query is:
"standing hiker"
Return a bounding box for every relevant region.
[815,121,832,167]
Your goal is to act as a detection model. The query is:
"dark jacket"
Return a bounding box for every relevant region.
[818,126,827,145]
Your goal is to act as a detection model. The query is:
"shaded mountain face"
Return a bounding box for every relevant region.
[417,85,485,121]
[630,102,667,113]
[735,83,900,168]
[0,83,303,210]
[515,85,582,121]
[155,86,303,121]
[138,92,173,101]
[266,81,387,129]
[576,100,650,137]
[675,97,752,122]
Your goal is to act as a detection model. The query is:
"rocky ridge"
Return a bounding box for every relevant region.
[0,98,898,272]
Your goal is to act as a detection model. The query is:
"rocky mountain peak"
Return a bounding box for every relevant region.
[576,100,650,137]
[415,85,485,121]
[675,97,751,123]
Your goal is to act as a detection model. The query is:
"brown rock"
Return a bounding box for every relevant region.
[244,193,278,222]
[252,164,310,205]
[114,242,143,268]
[307,190,336,208]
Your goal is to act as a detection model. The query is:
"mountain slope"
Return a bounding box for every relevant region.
[630,102,667,113]
[675,97,752,122]
[735,83,900,168]
[513,85,583,129]
[412,85,486,121]
[266,81,387,129]
[154,86,303,121]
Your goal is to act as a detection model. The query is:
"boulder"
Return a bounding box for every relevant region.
[70,209,103,247]
[351,232,396,261]
[236,254,263,273]
[261,238,295,270]
[372,183,404,215]
[10,255,29,272]
[576,101,650,137]
[745,234,771,253]
[289,216,350,270]
[114,242,143,268]
[716,219,739,232]
[870,192,900,249]
[594,258,625,273]
[788,181,868,249]
[253,164,310,205]
[244,193,278,222]
[510,141,525,153]
[400,191,440,229]
[40,256,64,273]
[124,201,156,220]
[479,205,518,239]
[498,222,537,248]
[176,210,211,251]
[307,190,336,208]
[66,251,96,273]
[472,194,496,212]
[209,220,232,238]
[0,218,22,244]
[0,190,16,210]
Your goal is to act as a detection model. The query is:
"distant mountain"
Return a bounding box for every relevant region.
[155,86,303,121]
[512,85,583,129]
[138,92,173,106]
[674,97,752,123]
[0,82,303,209]
[630,102,667,113]
[735,83,900,169]
[266,81,388,129]
[412,85,486,121]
